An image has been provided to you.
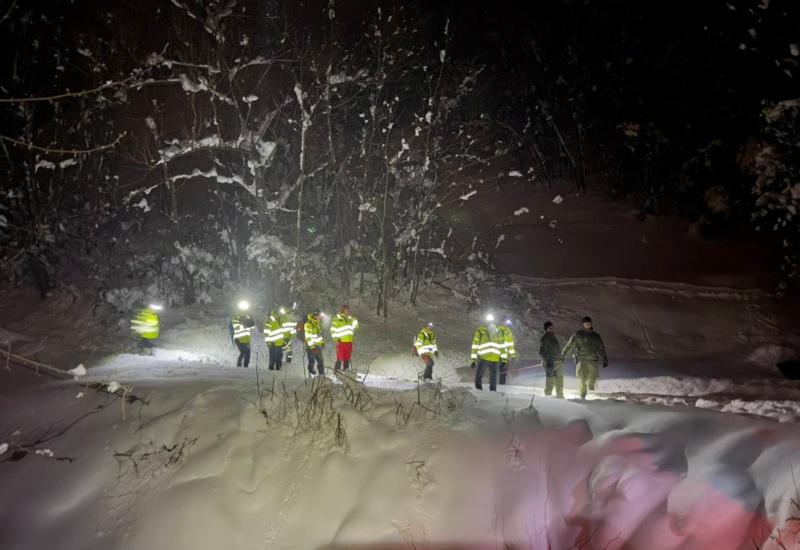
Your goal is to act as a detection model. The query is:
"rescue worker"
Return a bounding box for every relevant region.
[470,313,507,391]
[497,317,517,385]
[231,300,255,368]
[278,305,297,363]
[264,308,289,370]
[561,316,608,399]
[413,322,439,381]
[540,321,563,398]
[131,303,161,354]
[331,304,359,371]
[304,310,325,375]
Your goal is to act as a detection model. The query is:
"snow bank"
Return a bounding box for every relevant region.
[2,368,798,550]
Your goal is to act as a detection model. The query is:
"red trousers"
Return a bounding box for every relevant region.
[336,342,353,361]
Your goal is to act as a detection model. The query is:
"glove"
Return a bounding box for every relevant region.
[470,361,476,369]
[603,361,608,368]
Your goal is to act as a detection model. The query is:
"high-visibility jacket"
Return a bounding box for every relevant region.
[263,313,288,347]
[304,314,324,349]
[131,308,160,340]
[470,325,507,362]
[331,313,359,343]
[414,327,438,356]
[279,311,297,344]
[498,325,517,360]
[231,313,255,344]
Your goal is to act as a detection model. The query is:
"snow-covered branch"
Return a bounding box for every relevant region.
[0,132,126,155]
[0,78,133,104]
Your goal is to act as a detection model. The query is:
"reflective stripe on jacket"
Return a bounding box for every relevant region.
[232,314,255,344]
[132,308,160,340]
[264,314,288,347]
[331,314,359,343]
[280,313,296,341]
[498,325,516,359]
[305,315,324,349]
[471,325,507,362]
[414,327,438,356]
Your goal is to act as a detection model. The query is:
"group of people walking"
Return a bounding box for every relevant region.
[230,302,360,375]
[133,301,609,400]
[538,316,609,399]
[468,313,607,399]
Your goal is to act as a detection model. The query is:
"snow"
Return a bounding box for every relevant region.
[1,273,799,549]
[552,194,564,204]
[4,352,800,548]
[134,198,151,212]
[68,364,87,378]
[459,190,477,201]
[170,167,255,196]
[508,170,523,177]
[513,207,529,216]
[34,159,56,172]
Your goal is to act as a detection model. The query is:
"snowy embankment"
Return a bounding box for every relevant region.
[3,361,800,550]
[2,278,800,549]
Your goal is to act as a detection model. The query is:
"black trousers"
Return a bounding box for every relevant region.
[498,362,508,385]
[236,341,251,367]
[268,346,283,370]
[307,347,324,375]
[422,356,434,380]
[475,359,498,391]
[137,338,155,354]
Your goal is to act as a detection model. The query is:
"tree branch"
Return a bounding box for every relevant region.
[0,132,127,155]
[0,78,133,104]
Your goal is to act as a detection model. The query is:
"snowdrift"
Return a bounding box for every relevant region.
[3,364,800,550]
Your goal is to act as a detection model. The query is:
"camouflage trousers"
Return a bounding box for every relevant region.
[576,361,599,399]
[544,360,564,398]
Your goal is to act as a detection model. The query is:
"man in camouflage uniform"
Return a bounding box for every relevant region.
[561,316,608,399]
[539,321,563,398]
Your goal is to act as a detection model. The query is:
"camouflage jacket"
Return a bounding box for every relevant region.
[561,329,608,365]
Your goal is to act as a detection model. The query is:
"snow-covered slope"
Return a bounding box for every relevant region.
[1,277,799,549]
[3,363,800,549]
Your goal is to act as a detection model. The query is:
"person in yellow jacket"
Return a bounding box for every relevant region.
[264,308,289,371]
[304,310,325,375]
[231,300,255,368]
[497,317,517,385]
[413,322,439,381]
[331,304,359,371]
[131,303,161,354]
[278,305,297,363]
[470,313,507,391]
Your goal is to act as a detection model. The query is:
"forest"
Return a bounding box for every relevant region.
[1,0,798,313]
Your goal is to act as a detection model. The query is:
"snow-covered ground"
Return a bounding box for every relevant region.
[2,277,800,549]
